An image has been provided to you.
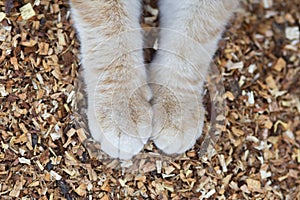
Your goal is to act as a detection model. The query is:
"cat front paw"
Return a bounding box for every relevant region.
[87,66,152,160]
[150,82,205,155]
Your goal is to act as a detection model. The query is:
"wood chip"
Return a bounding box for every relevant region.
[246,179,262,192]
[20,3,35,20]
[75,183,87,197]
[285,26,300,40]
[0,12,5,22]
[273,58,286,72]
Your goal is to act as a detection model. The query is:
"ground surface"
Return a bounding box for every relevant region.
[0,0,299,199]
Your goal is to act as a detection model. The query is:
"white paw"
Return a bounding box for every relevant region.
[150,82,205,155]
[88,66,152,160]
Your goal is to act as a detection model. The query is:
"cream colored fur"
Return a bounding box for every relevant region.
[70,0,238,159]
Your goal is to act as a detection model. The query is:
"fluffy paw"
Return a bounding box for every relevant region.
[88,65,152,160]
[150,80,205,155]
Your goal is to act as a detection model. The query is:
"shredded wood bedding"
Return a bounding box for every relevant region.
[0,0,299,199]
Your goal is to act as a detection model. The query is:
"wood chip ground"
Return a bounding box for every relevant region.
[0,0,299,199]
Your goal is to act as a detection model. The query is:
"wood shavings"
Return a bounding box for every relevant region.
[274,120,289,132]
[38,42,49,56]
[226,60,244,70]
[262,0,273,9]
[218,154,228,172]
[19,3,35,20]
[18,157,31,165]
[297,149,300,163]
[50,170,62,181]
[260,170,272,179]
[20,39,37,47]
[50,132,61,141]
[75,183,87,196]
[265,75,278,90]
[0,12,5,22]
[0,0,299,199]
[246,178,262,193]
[247,91,255,105]
[248,63,257,74]
[9,178,25,198]
[0,84,9,97]
[273,57,286,72]
[285,26,300,40]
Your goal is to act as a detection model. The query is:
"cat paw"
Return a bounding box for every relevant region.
[88,66,152,160]
[150,82,205,155]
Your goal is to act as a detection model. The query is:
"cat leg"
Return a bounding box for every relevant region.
[150,0,238,154]
[70,0,152,160]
